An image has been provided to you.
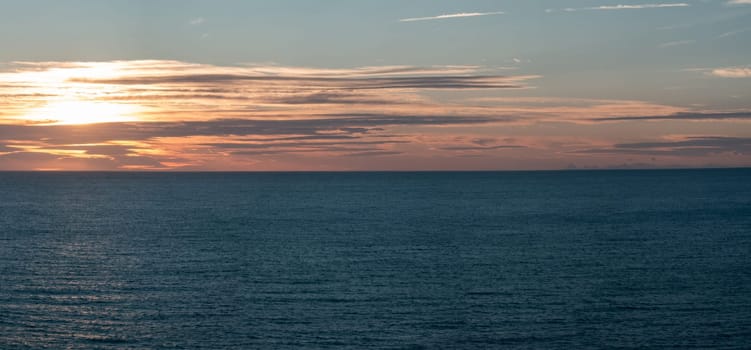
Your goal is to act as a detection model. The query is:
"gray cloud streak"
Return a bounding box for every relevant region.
[343,151,403,157]
[439,145,525,151]
[590,111,751,122]
[0,114,501,144]
[576,137,751,156]
[70,74,527,90]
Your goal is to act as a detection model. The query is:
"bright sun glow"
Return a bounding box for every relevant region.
[2,62,147,125]
[19,100,141,125]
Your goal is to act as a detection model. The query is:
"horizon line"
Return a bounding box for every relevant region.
[0,166,748,174]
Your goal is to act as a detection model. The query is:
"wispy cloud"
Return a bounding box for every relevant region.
[658,39,695,48]
[727,0,751,5]
[718,28,750,38]
[548,3,689,12]
[710,66,751,78]
[189,17,205,25]
[400,11,504,22]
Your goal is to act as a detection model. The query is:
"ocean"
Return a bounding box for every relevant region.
[1,169,750,349]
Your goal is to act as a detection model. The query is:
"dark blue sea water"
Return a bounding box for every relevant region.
[1,169,750,349]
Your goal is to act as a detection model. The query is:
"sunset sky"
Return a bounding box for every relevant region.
[1,0,749,171]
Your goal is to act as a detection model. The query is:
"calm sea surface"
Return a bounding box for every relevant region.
[1,169,750,349]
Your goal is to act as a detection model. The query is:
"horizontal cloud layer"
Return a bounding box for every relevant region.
[575,136,751,157]
[0,60,748,170]
[590,111,751,122]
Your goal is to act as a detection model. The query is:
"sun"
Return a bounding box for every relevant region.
[6,61,146,125]
[20,100,141,125]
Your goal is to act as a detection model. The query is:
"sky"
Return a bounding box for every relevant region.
[0,0,749,171]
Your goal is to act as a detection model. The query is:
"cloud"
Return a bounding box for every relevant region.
[189,17,205,25]
[468,97,686,123]
[0,116,505,145]
[0,152,171,171]
[0,61,537,125]
[200,139,410,156]
[548,3,689,12]
[727,0,751,5]
[718,28,750,38]
[66,63,534,91]
[0,113,508,168]
[72,74,531,90]
[590,111,751,122]
[575,136,751,157]
[0,60,550,169]
[439,145,524,151]
[658,40,695,48]
[616,137,751,150]
[400,11,504,22]
[0,60,747,170]
[343,150,402,157]
[710,67,751,78]
[425,136,527,152]
[0,65,682,133]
